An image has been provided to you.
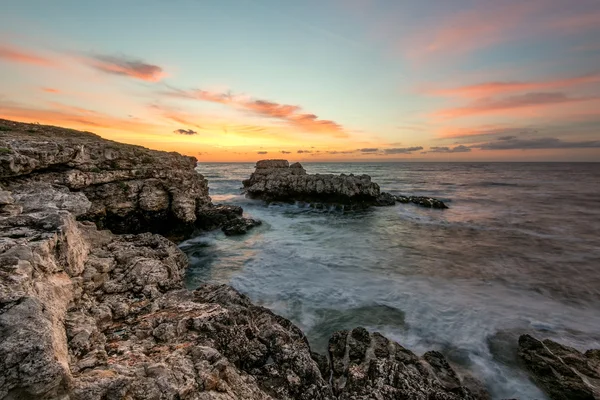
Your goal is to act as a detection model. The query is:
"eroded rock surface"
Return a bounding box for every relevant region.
[518,334,600,400]
[0,119,258,237]
[328,327,480,399]
[242,160,449,210]
[242,160,382,208]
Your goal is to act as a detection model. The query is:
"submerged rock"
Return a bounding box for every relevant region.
[396,195,449,209]
[518,334,600,400]
[0,118,259,237]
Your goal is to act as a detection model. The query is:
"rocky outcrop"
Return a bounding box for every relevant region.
[518,334,600,400]
[242,160,449,210]
[0,182,484,399]
[0,119,258,238]
[242,160,382,208]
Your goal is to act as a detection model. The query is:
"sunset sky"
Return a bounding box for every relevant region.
[1,0,599,161]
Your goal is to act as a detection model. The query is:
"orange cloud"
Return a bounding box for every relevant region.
[435,92,598,119]
[0,44,55,66]
[42,87,61,93]
[165,88,347,137]
[85,54,166,82]
[427,72,600,98]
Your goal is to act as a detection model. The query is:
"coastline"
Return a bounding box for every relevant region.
[1,118,598,400]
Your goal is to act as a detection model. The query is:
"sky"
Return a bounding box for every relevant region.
[1,0,599,162]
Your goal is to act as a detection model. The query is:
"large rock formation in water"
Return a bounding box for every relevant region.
[518,334,600,400]
[0,118,257,238]
[242,160,449,209]
[0,120,484,399]
[242,160,388,208]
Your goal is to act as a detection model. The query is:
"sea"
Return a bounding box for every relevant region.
[179,162,600,400]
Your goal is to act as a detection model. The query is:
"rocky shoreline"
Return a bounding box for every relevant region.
[1,119,599,400]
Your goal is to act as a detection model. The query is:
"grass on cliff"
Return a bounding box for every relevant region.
[0,147,12,154]
[0,125,12,132]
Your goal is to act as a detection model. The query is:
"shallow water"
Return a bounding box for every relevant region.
[180,162,600,399]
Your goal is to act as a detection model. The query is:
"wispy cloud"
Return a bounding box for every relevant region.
[426,72,600,98]
[257,151,268,154]
[475,137,600,150]
[404,1,600,62]
[297,149,312,154]
[280,150,291,154]
[42,87,61,93]
[164,87,347,137]
[435,92,596,118]
[358,147,378,152]
[86,54,166,82]
[174,128,197,135]
[0,44,55,66]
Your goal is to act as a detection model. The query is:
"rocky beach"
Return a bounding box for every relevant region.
[1,119,599,399]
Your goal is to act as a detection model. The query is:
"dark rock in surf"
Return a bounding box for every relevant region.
[328,327,483,399]
[396,195,449,209]
[518,334,600,400]
[222,217,262,236]
[374,191,396,206]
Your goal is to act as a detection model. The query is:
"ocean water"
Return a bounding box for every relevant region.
[179,162,600,400]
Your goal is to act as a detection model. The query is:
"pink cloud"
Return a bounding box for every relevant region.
[85,55,166,82]
[0,44,55,66]
[403,1,600,62]
[427,72,600,98]
[42,87,61,93]
[435,92,598,119]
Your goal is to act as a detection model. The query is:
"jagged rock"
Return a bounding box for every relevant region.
[518,334,600,400]
[396,195,449,209]
[0,119,259,237]
[222,218,262,236]
[328,327,482,399]
[242,160,382,207]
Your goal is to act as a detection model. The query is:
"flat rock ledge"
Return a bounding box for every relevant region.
[0,119,258,239]
[242,160,448,210]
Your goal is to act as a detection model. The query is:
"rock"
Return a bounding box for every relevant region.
[0,118,259,237]
[518,334,600,400]
[374,192,396,206]
[328,327,483,399]
[222,217,262,236]
[396,195,449,209]
[243,160,382,207]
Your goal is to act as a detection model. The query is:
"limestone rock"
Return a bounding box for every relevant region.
[0,119,259,237]
[243,160,381,207]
